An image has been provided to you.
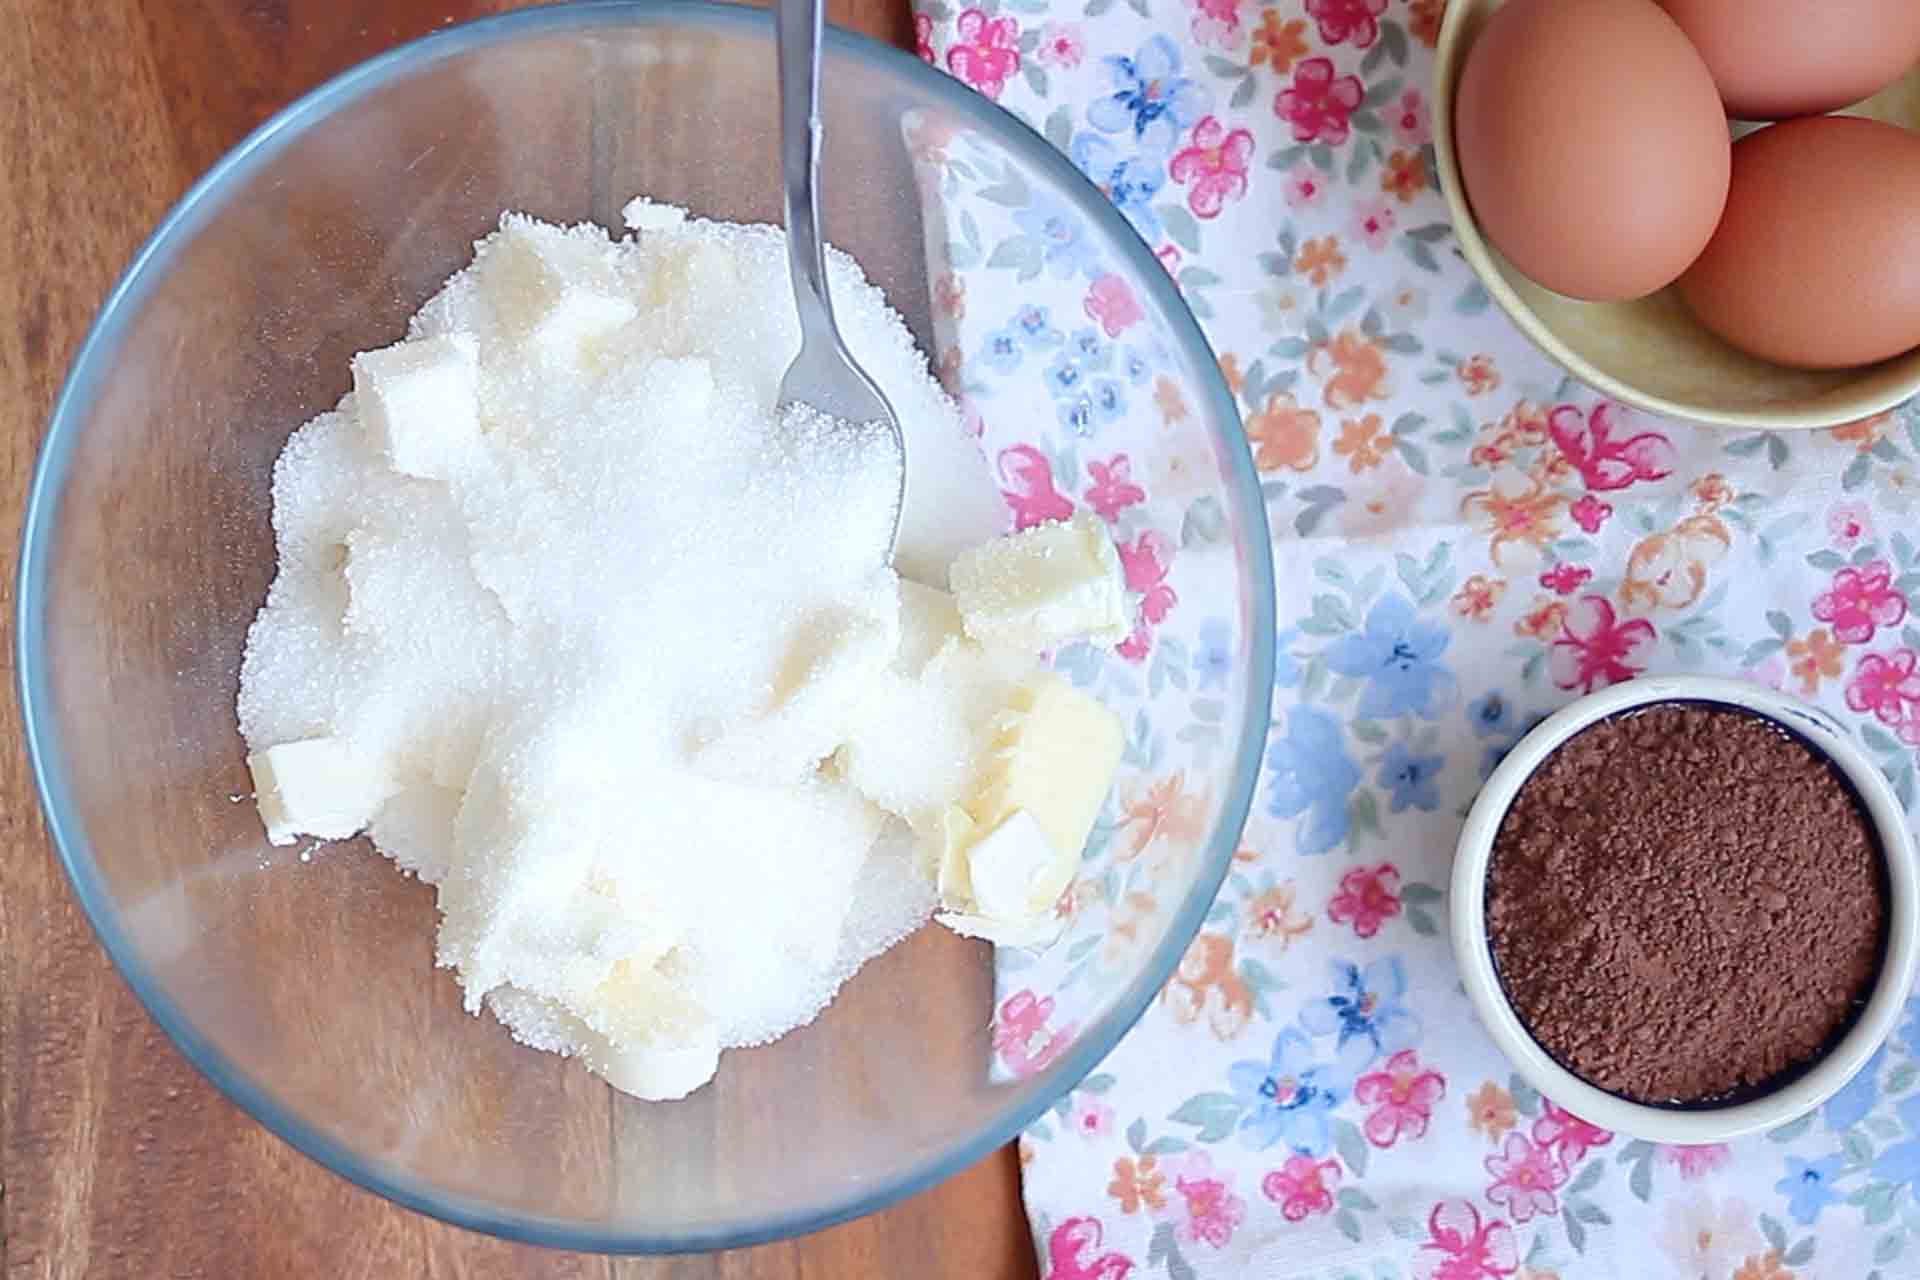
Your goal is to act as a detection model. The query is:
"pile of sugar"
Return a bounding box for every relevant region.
[238,202,1004,1067]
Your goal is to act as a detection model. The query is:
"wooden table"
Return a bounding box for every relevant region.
[0,3,1036,1275]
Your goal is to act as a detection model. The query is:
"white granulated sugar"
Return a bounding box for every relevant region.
[238,203,1010,1098]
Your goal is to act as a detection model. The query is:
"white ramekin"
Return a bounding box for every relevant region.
[1451,675,1920,1143]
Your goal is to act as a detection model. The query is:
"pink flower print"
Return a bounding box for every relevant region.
[1071,1094,1116,1139]
[1048,1217,1136,1280]
[1189,0,1246,48]
[1326,862,1401,938]
[1352,195,1397,251]
[1569,494,1612,534]
[1547,402,1676,492]
[1306,0,1388,47]
[1169,115,1255,219]
[1275,57,1364,145]
[997,444,1075,530]
[1086,454,1146,522]
[1117,620,1154,663]
[913,11,936,64]
[1530,1101,1612,1166]
[1035,21,1085,69]
[1355,1049,1446,1148]
[1283,161,1328,210]
[1846,647,1920,744]
[1829,500,1874,549]
[1120,531,1178,624]
[1813,560,1908,644]
[947,9,1020,100]
[1261,1154,1340,1222]
[1539,563,1592,596]
[992,990,1074,1077]
[1085,273,1145,337]
[1484,1134,1566,1224]
[1659,1143,1732,1181]
[1414,1200,1519,1280]
[1155,244,1183,276]
[1549,595,1657,694]
[1392,89,1431,146]
[1170,1152,1246,1249]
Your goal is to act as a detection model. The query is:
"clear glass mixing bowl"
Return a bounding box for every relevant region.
[17,1,1273,1252]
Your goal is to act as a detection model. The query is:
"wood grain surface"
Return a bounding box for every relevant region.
[0,2,1037,1276]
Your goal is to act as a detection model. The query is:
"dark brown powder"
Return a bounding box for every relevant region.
[1485,703,1885,1105]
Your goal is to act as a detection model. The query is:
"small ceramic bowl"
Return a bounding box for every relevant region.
[1451,676,1920,1143]
[1432,0,1920,430]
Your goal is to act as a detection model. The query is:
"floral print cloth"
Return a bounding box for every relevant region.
[909,1,1920,1278]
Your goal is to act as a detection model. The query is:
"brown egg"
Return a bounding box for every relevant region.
[1678,116,1920,369]
[1453,0,1730,302]
[1659,0,1920,120]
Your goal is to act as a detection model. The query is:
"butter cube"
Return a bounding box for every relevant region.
[530,288,638,360]
[247,736,391,846]
[932,674,1124,950]
[351,334,481,479]
[897,580,964,675]
[971,673,1124,879]
[966,809,1060,920]
[582,957,720,1101]
[478,219,636,362]
[948,512,1129,653]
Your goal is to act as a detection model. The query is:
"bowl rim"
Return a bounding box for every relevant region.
[1449,675,1920,1144]
[13,0,1274,1255]
[1430,0,1920,432]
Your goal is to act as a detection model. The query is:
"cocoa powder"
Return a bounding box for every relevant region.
[1485,703,1885,1105]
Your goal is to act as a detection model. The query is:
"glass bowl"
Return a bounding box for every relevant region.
[17,1,1273,1253]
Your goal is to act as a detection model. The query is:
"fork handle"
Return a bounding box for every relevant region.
[777,0,837,346]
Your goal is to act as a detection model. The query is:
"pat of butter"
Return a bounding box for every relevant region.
[972,672,1124,867]
[481,218,637,361]
[247,736,393,846]
[579,957,720,1102]
[350,334,481,480]
[948,512,1129,653]
[931,673,1125,950]
[935,809,1070,949]
[897,580,965,675]
[589,1031,720,1102]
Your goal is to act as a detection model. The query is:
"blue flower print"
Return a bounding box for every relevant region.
[1467,691,1513,739]
[1045,351,1088,399]
[1195,618,1232,690]
[1324,593,1457,721]
[1090,379,1127,427]
[1057,394,1096,437]
[1265,706,1360,855]
[1011,303,1064,349]
[1274,627,1303,690]
[1121,348,1152,386]
[1013,199,1099,279]
[1069,133,1165,244]
[1901,994,1920,1057]
[1067,327,1113,372]
[1379,743,1443,813]
[1776,1154,1844,1226]
[1300,957,1420,1059]
[1822,1044,1885,1132]
[1086,34,1212,156]
[1871,1094,1920,1186]
[1227,1028,1371,1155]
[1481,710,1548,779]
[979,326,1025,374]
